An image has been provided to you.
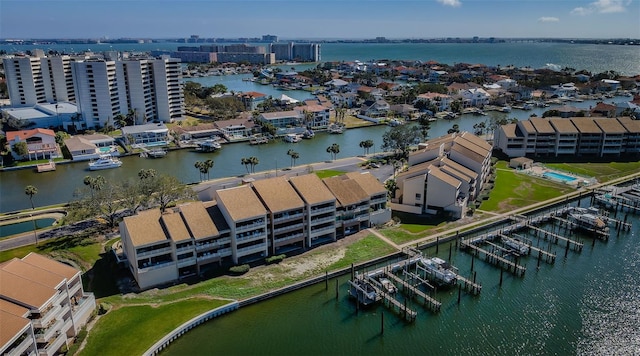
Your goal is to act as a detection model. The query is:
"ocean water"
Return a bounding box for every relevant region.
[3,41,639,75]
[164,199,640,355]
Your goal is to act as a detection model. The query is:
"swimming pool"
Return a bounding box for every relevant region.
[543,171,577,183]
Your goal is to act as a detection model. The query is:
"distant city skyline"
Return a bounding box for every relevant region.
[1,0,638,40]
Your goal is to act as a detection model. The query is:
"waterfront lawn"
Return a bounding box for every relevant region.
[544,161,640,182]
[325,233,397,271]
[480,161,574,212]
[315,169,345,179]
[79,299,229,356]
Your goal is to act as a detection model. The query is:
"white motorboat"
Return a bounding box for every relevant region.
[501,236,530,255]
[88,154,122,170]
[379,278,397,294]
[419,257,458,286]
[197,139,222,152]
[283,133,302,143]
[327,123,344,134]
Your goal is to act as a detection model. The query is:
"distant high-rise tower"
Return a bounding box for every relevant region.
[262,34,278,42]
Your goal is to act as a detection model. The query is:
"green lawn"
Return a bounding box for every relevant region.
[545,161,640,182]
[479,161,575,212]
[79,299,229,356]
[315,169,345,179]
[325,234,397,270]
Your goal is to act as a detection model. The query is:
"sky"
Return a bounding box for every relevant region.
[1,0,638,40]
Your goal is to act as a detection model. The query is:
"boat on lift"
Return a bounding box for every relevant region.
[418,257,458,286]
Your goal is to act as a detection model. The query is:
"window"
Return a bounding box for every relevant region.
[415,193,422,200]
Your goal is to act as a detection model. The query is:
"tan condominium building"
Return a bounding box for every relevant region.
[0,253,96,356]
[495,116,640,158]
[119,172,391,290]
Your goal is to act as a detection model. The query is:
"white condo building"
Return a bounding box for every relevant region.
[3,54,184,129]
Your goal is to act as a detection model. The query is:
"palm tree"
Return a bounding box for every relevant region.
[359,139,374,156]
[24,185,38,245]
[204,159,214,180]
[241,157,251,174]
[287,149,299,168]
[249,156,259,173]
[326,143,340,161]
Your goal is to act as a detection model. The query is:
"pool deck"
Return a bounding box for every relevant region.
[524,166,595,187]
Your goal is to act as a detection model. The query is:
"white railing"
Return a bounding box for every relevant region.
[235,220,264,233]
[311,216,334,225]
[72,293,95,321]
[274,233,304,244]
[33,305,61,328]
[273,212,304,223]
[7,333,34,356]
[310,206,335,215]
[38,331,66,356]
[237,244,266,255]
[177,257,197,268]
[236,233,265,244]
[144,302,239,356]
[175,245,194,253]
[35,319,63,343]
[273,223,304,234]
[138,261,175,273]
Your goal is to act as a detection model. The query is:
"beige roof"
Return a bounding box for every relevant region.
[0,309,30,347]
[429,166,462,189]
[252,176,304,213]
[260,110,300,119]
[1,258,66,289]
[0,270,56,309]
[323,175,369,207]
[161,211,191,243]
[451,143,484,164]
[500,123,518,138]
[0,298,30,317]
[64,136,96,152]
[216,185,267,222]
[529,118,556,134]
[345,172,387,196]
[617,117,640,134]
[440,165,473,183]
[549,118,578,133]
[593,118,626,134]
[121,209,168,247]
[288,174,336,205]
[441,157,477,180]
[22,252,80,281]
[570,118,602,134]
[179,202,219,239]
[518,120,536,134]
[454,135,490,158]
[460,132,492,151]
[397,160,434,183]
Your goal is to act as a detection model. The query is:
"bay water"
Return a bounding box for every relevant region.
[164,200,639,355]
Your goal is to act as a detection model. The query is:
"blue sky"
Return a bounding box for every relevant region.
[1,0,638,39]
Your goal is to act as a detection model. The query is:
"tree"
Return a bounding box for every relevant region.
[447,124,460,134]
[204,159,214,180]
[381,125,421,159]
[287,149,299,168]
[326,143,340,161]
[417,114,432,140]
[248,156,259,173]
[384,179,398,199]
[359,139,374,156]
[194,161,205,181]
[153,175,195,212]
[12,141,28,158]
[83,175,105,198]
[241,157,251,174]
[24,185,38,245]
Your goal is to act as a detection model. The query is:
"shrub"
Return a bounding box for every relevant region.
[229,264,250,275]
[265,254,286,265]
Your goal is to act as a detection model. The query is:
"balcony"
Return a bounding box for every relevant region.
[67,281,82,297]
[136,246,172,258]
[236,220,265,233]
[33,305,61,328]
[273,222,304,234]
[310,206,335,216]
[138,260,175,273]
[175,245,194,254]
[274,232,304,244]
[236,244,266,256]
[273,212,304,223]
[310,216,335,225]
[35,318,63,343]
[38,331,66,356]
[177,257,197,268]
[236,232,266,244]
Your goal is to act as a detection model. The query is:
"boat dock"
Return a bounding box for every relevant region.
[36,160,56,172]
[499,234,556,264]
[526,225,585,251]
[380,270,441,313]
[350,273,417,321]
[551,216,610,240]
[459,239,527,277]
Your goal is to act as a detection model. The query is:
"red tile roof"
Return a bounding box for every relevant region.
[6,128,55,141]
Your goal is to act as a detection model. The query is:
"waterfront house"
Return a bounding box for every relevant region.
[258,110,302,134]
[415,92,452,112]
[294,104,331,129]
[7,128,58,160]
[0,253,95,356]
[121,123,169,146]
[172,123,221,141]
[591,102,617,117]
[64,134,117,161]
[359,99,391,118]
[214,117,256,140]
[459,88,490,107]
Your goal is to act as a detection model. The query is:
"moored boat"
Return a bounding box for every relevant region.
[418,257,458,286]
[88,154,122,171]
[283,133,302,143]
[196,139,222,152]
[327,123,344,134]
[501,236,530,255]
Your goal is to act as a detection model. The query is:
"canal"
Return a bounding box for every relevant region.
[163,199,639,355]
[0,98,604,213]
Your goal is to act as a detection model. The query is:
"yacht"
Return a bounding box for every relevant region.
[327,123,344,134]
[501,236,530,255]
[197,139,222,152]
[302,129,315,139]
[88,154,122,171]
[418,257,458,286]
[283,133,302,143]
[568,207,608,232]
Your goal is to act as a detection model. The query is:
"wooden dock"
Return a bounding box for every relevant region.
[36,161,56,172]
[453,273,482,295]
[382,270,441,313]
[551,216,609,240]
[364,275,418,321]
[460,240,526,277]
[527,225,585,251]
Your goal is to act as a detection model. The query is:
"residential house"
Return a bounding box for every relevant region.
[415,92,452,112]
[294,104,331,129]
[360,99,391,118]
[239,91,267,111]
[121,123,169,146]
[6,128,58,160]
[64,134,117,161]
[289,174,337,247]
[258,110,302,134]
[459,88,491,107]
[591,102,617,117]
[215,117,256,140]
[172,123,221,141]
